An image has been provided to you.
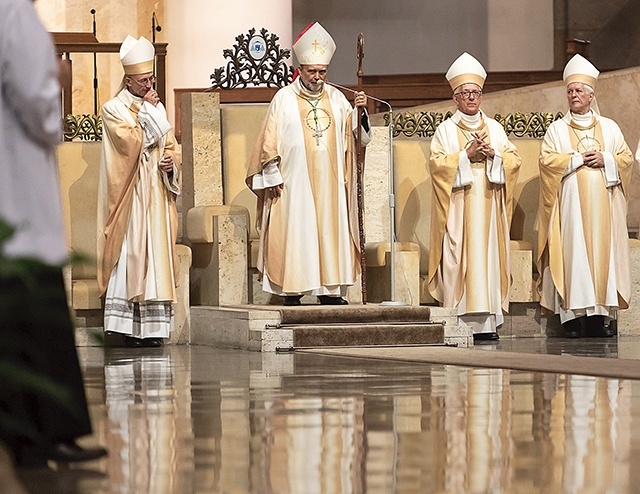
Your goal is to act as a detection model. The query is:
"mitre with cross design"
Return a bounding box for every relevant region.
[293,22,336,66]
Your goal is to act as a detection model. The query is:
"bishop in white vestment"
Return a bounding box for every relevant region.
[428,53,522,342]
[247,22,371,306]
[537,54,633,338]
[97,36,181,347]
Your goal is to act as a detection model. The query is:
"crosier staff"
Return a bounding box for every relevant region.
[355,33,367,304]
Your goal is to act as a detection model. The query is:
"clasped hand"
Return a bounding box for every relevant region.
[466,131,495,161]
[582,150,604,168]
[158,155,174,173]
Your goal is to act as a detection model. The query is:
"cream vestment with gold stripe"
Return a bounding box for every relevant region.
[537,111,633,323]
[247,80,370,296]
[97,89,181,337]
[429,110,521,333]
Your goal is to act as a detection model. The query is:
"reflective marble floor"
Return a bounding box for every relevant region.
[16,337,640,493]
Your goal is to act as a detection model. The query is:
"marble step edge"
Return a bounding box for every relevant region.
[270,321,444,330]
[285,324,444,333]
[277,305,434,325]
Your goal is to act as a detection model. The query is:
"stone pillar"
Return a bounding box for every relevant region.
[509,241,535,303]
[364,244,421,306]
[360,126,423,305]
[186,205,250,307]
[618,238,640,336]
[363,126,391,243]
[181,92,223,211]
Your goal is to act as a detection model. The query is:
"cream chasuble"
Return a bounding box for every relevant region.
[429,111,521,332]
[537,111,633,322]
[247,80,370,296]
[97,89,181,336]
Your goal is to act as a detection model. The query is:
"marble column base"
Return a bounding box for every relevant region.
[187,205,249,307]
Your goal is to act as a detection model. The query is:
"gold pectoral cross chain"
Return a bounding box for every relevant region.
[309,99,322,146]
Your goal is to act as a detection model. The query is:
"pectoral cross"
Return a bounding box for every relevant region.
[305,103,330,146]
[313,128,322,146]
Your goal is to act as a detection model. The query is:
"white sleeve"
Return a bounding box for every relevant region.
[161,166,181,195]
[138,102,172,147]
[453,151,473,188]
[564,152,584,176]
[486,150,505,184]
[252,160,283,190]
[351,108,372,145]
[601,151,621,187]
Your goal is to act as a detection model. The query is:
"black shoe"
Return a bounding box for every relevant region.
[317,295,349,305]
[13,448,49,468]
[283,295,302,306]
[46,441,107,463]
[142,338,164,348]
[473,332,499,342]
[607,319,618,336]
[585,315,614,338]
[562,317,584,338]
[124,336,143,347]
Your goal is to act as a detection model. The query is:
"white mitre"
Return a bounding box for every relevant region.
[563,54,599,89]
[293,22,336,65]
[120,35,155,75]
[445,52,487,91]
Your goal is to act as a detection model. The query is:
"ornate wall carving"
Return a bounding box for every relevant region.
[386,111,564,139]
[63,111,566,141]
[63,114,102,141]
[209,28,294,89]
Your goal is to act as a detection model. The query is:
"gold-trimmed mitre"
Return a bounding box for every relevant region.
[120,35,154,75]
[293,22,336,66]
[445,52,487,91]
[563,54,599,89]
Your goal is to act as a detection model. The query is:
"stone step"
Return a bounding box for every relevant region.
[285,322,444,349]
[190,305,448,352]
[277,305,433,326]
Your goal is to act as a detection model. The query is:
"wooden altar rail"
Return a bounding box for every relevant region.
[173,70,563,141]
[52,32,167,118]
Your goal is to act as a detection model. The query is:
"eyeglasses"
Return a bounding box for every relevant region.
[131,75,156,86]
[455,90,482,100]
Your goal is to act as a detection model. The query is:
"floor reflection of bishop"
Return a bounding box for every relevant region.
[104,353,186,492]
[561,375,630,493]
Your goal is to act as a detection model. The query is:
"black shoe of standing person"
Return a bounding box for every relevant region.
[562,317,584,338]
[473,332,499,342]
[15,440,108,467]
[142,338,164,348]
[283,295,302,306]
[46,440,108,463]
[317,295,348,305]
[124,336,143,347]
[585,315,614,338]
